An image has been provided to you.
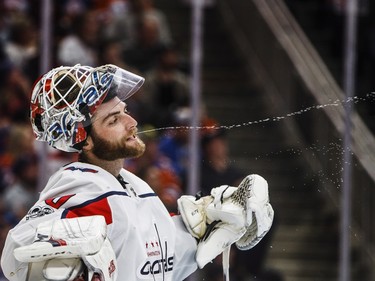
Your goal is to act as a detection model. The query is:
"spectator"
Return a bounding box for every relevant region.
[104,0,172,50]
[0,124,35,177]
[142,45,190,127]
[3,15,38,71]
[101,0,132,49]
[0,0,30,44]
[3,153,39,223]
[0,64,31,124]
[199,127,245,195]
[158,107,192,184]
[54,0,92,41]
[128,0,172,46]
[57,9,100,66]
[0,127,12,194]
[98,37,132,69]
[123,15,169,72]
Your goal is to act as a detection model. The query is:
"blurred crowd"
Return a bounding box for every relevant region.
[0,0,282,280]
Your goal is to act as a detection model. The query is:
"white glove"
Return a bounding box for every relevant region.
[196,184,247,268]
[177,174,274,269]
[14,216,117,281]
[177,195,213,239]
[235,175,274,250]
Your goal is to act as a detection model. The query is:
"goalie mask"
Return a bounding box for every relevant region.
[30,64,145,152]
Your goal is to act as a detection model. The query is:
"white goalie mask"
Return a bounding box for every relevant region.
[30,64,145,152]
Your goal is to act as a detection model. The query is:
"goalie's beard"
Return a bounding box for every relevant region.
[89,127,146,161]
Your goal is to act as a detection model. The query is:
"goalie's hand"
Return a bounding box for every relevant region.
[177,195,213,239]
[235,174,274,250]
[14,215,107,262]
[14,216,118,281]
[177,174,274,268]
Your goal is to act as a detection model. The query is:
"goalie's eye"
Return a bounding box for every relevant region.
[108,116,118,125]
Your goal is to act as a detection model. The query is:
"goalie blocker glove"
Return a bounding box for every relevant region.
[13,215,118,281]
[177,174,274,268]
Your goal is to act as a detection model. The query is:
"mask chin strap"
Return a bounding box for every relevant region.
[72,103,92,152]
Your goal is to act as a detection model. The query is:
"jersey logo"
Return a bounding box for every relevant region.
[138,256,174,278]
[138,235,173,279]
[26,205,54,220]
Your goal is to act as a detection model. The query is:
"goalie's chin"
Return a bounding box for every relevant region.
[92,136,146,161]
[125,137,146,158]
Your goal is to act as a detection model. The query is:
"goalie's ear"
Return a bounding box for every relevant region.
[82,135,94,151]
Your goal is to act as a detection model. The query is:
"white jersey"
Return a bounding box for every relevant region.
[1,162,198,281]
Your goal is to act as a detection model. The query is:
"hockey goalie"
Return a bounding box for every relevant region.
[0,63,274,281]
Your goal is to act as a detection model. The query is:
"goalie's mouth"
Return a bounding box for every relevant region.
[126,134,137,141]
[126,130,139,141]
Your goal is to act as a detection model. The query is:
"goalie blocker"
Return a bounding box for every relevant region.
[177,174,274,268]
[13,216,117,281]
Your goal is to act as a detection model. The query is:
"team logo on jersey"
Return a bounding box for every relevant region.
[145,240,160,257]
[137,239,174,279]
[138,256,174,279]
